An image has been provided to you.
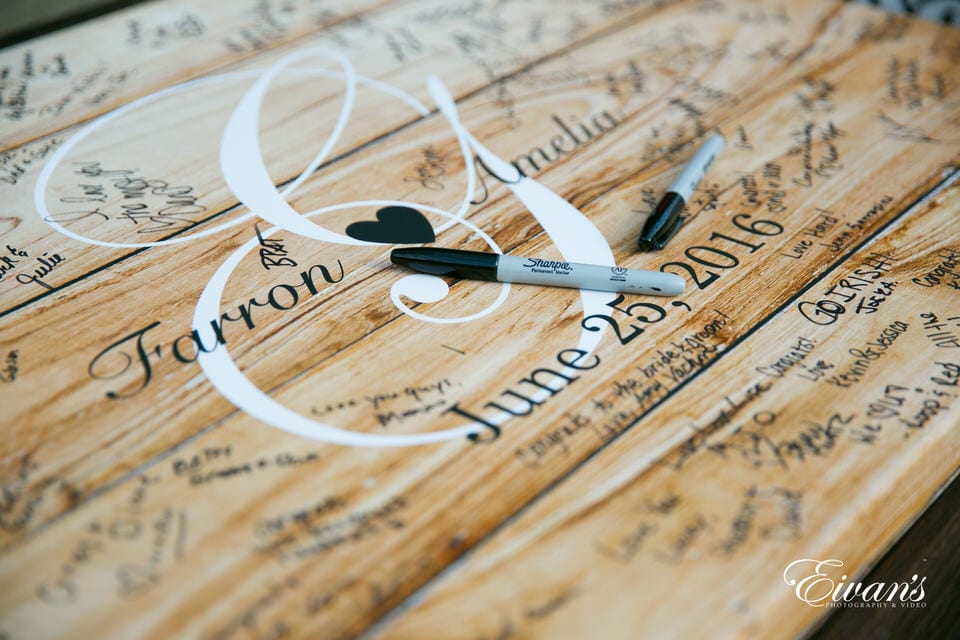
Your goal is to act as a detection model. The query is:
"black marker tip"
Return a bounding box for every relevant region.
[391,247,499,281]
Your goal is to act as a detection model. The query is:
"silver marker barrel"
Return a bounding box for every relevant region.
[391,248,684,296]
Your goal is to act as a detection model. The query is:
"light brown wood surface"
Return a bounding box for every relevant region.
[0,0,958,638]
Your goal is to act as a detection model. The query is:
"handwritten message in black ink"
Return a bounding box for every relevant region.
[50,161,207,233]
[255,224,297,270]
[0,244,67,290]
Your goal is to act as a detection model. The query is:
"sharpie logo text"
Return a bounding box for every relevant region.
[524,258,572,271]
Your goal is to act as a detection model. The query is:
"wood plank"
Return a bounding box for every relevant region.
[0,0,393,150]
[0,0,958,638]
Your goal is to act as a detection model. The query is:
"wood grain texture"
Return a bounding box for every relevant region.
[0,0,958,638]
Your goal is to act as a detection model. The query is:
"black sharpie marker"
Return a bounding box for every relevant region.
[391,248,684,296]
[638,133,725,251]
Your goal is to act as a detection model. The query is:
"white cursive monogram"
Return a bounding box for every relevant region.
[37,49,618,446]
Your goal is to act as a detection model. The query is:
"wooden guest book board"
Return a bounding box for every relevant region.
[0,0,958,637]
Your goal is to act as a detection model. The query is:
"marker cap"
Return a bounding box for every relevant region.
[638,192,685,251]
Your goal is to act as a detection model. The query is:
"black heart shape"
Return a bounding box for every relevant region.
[345,206,436,244]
